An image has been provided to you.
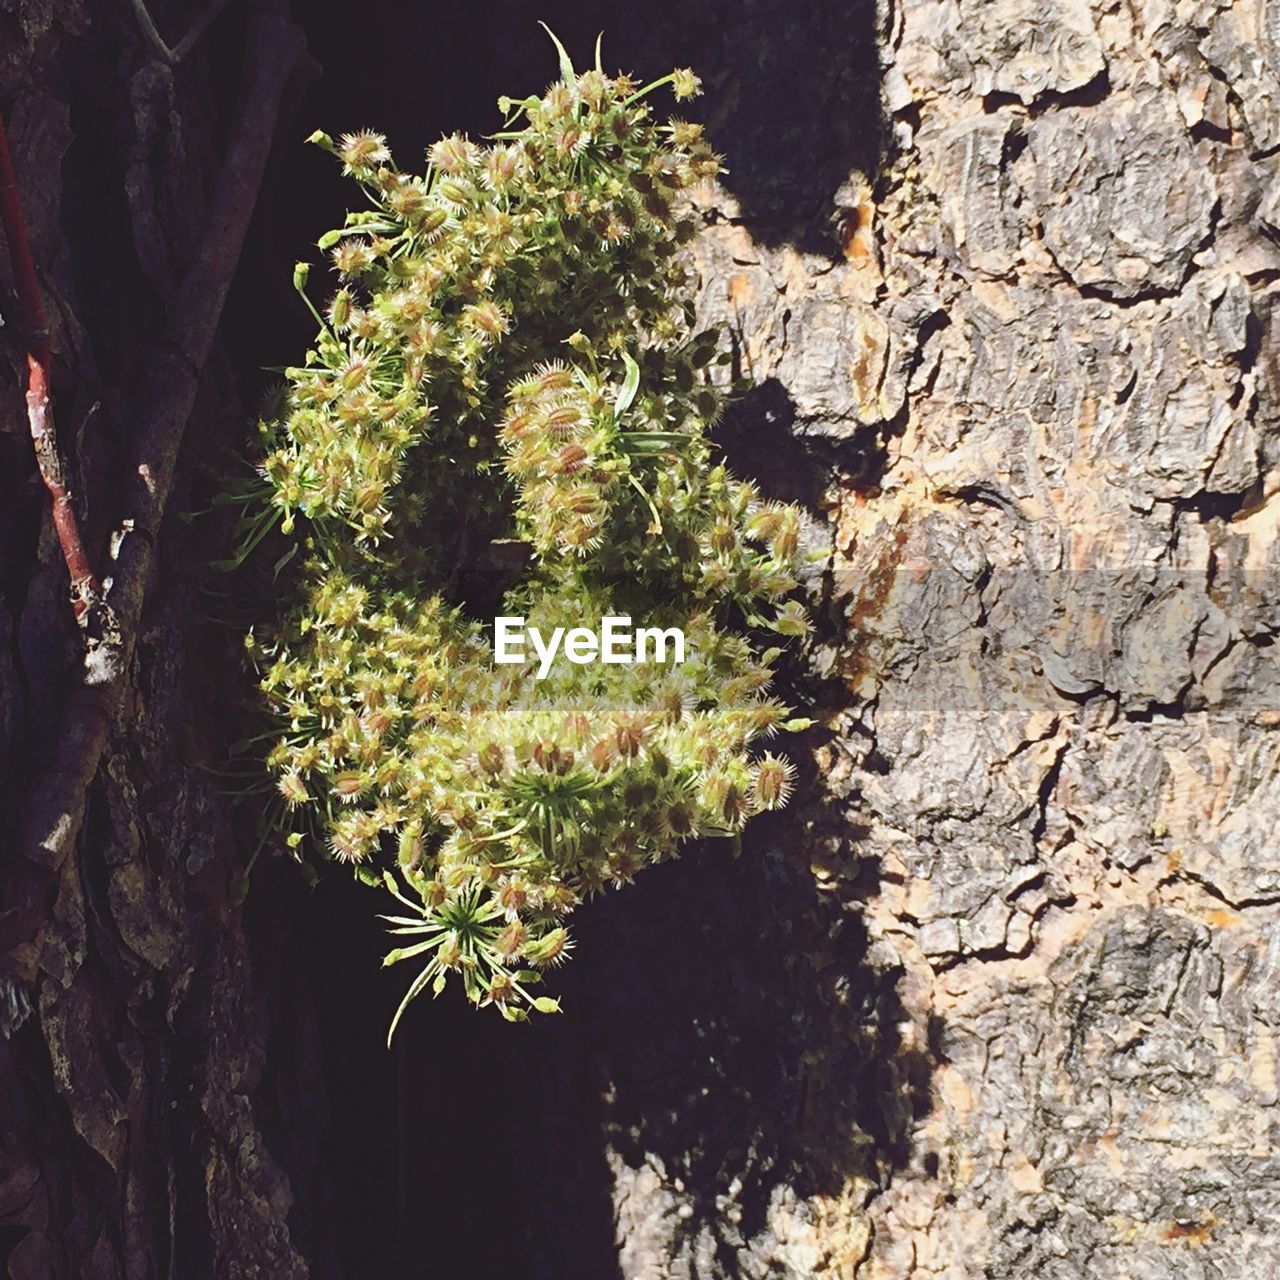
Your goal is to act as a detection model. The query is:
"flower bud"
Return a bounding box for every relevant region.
[671,68,701,99]
[752,754,795,810]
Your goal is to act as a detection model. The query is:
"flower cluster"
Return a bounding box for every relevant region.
[249,40,810,1033]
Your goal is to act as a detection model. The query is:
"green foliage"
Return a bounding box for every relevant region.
[247,38,810,1034]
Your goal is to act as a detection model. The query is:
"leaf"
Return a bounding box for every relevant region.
[618,430,690,454]
[272,542,299,581]
[614,350,641,419]
[383,937,441,966]
[387,963,438,1046]
[214,505,281,572]
[539,21,575,84]
[340,220,399,235]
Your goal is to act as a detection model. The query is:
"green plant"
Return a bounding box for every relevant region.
[246,33,810,1036]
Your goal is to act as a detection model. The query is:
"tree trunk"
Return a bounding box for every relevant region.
[2,0,1277,1277]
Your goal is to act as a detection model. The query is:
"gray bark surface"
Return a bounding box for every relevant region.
[612,0,1280,1274]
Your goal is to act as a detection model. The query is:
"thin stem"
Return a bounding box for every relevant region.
[622,73,675,107]
[128,0,235,66]
[0,112,100,617]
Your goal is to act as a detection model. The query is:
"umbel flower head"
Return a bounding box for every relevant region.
[247,31,811,1035]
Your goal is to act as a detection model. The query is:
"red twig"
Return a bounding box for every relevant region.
[0,5,311,1037]
[0,112,100,618]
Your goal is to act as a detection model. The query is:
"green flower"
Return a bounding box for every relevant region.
[242,35,810,1034]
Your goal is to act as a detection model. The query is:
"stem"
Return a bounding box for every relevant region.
[622,73,675,107]
[0,112,100,617]
[128,0,235,66]
[626,470,664,534]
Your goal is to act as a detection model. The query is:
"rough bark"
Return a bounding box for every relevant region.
[607,0,1280,1274]
[0,3,320,1276]
[2,0,1278,1278]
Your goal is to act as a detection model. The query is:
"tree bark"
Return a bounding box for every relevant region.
[625,0,1280,1274]
[0,3,320,1277]
[2,0,1278,1277]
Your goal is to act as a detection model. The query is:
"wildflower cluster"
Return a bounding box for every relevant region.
[249,38,810,1034]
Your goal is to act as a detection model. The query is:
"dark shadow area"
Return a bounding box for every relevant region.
[713,375,895,513]
[714,377,830,510]
[254,767,929,1278]
[214,2,908,1276]
[0,1225,27,1273]
[520,796,931,1275]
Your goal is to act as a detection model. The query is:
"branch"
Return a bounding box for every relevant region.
[0,113,101,618]
[0,5,311,1034]
[128,0,235,66]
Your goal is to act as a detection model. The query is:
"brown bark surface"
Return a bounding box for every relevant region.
[0,3,317,1276]
[1,0,1277,1277]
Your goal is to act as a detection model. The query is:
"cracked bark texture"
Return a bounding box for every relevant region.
[3,0,1280,1277]
[650,0,1280,1273]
